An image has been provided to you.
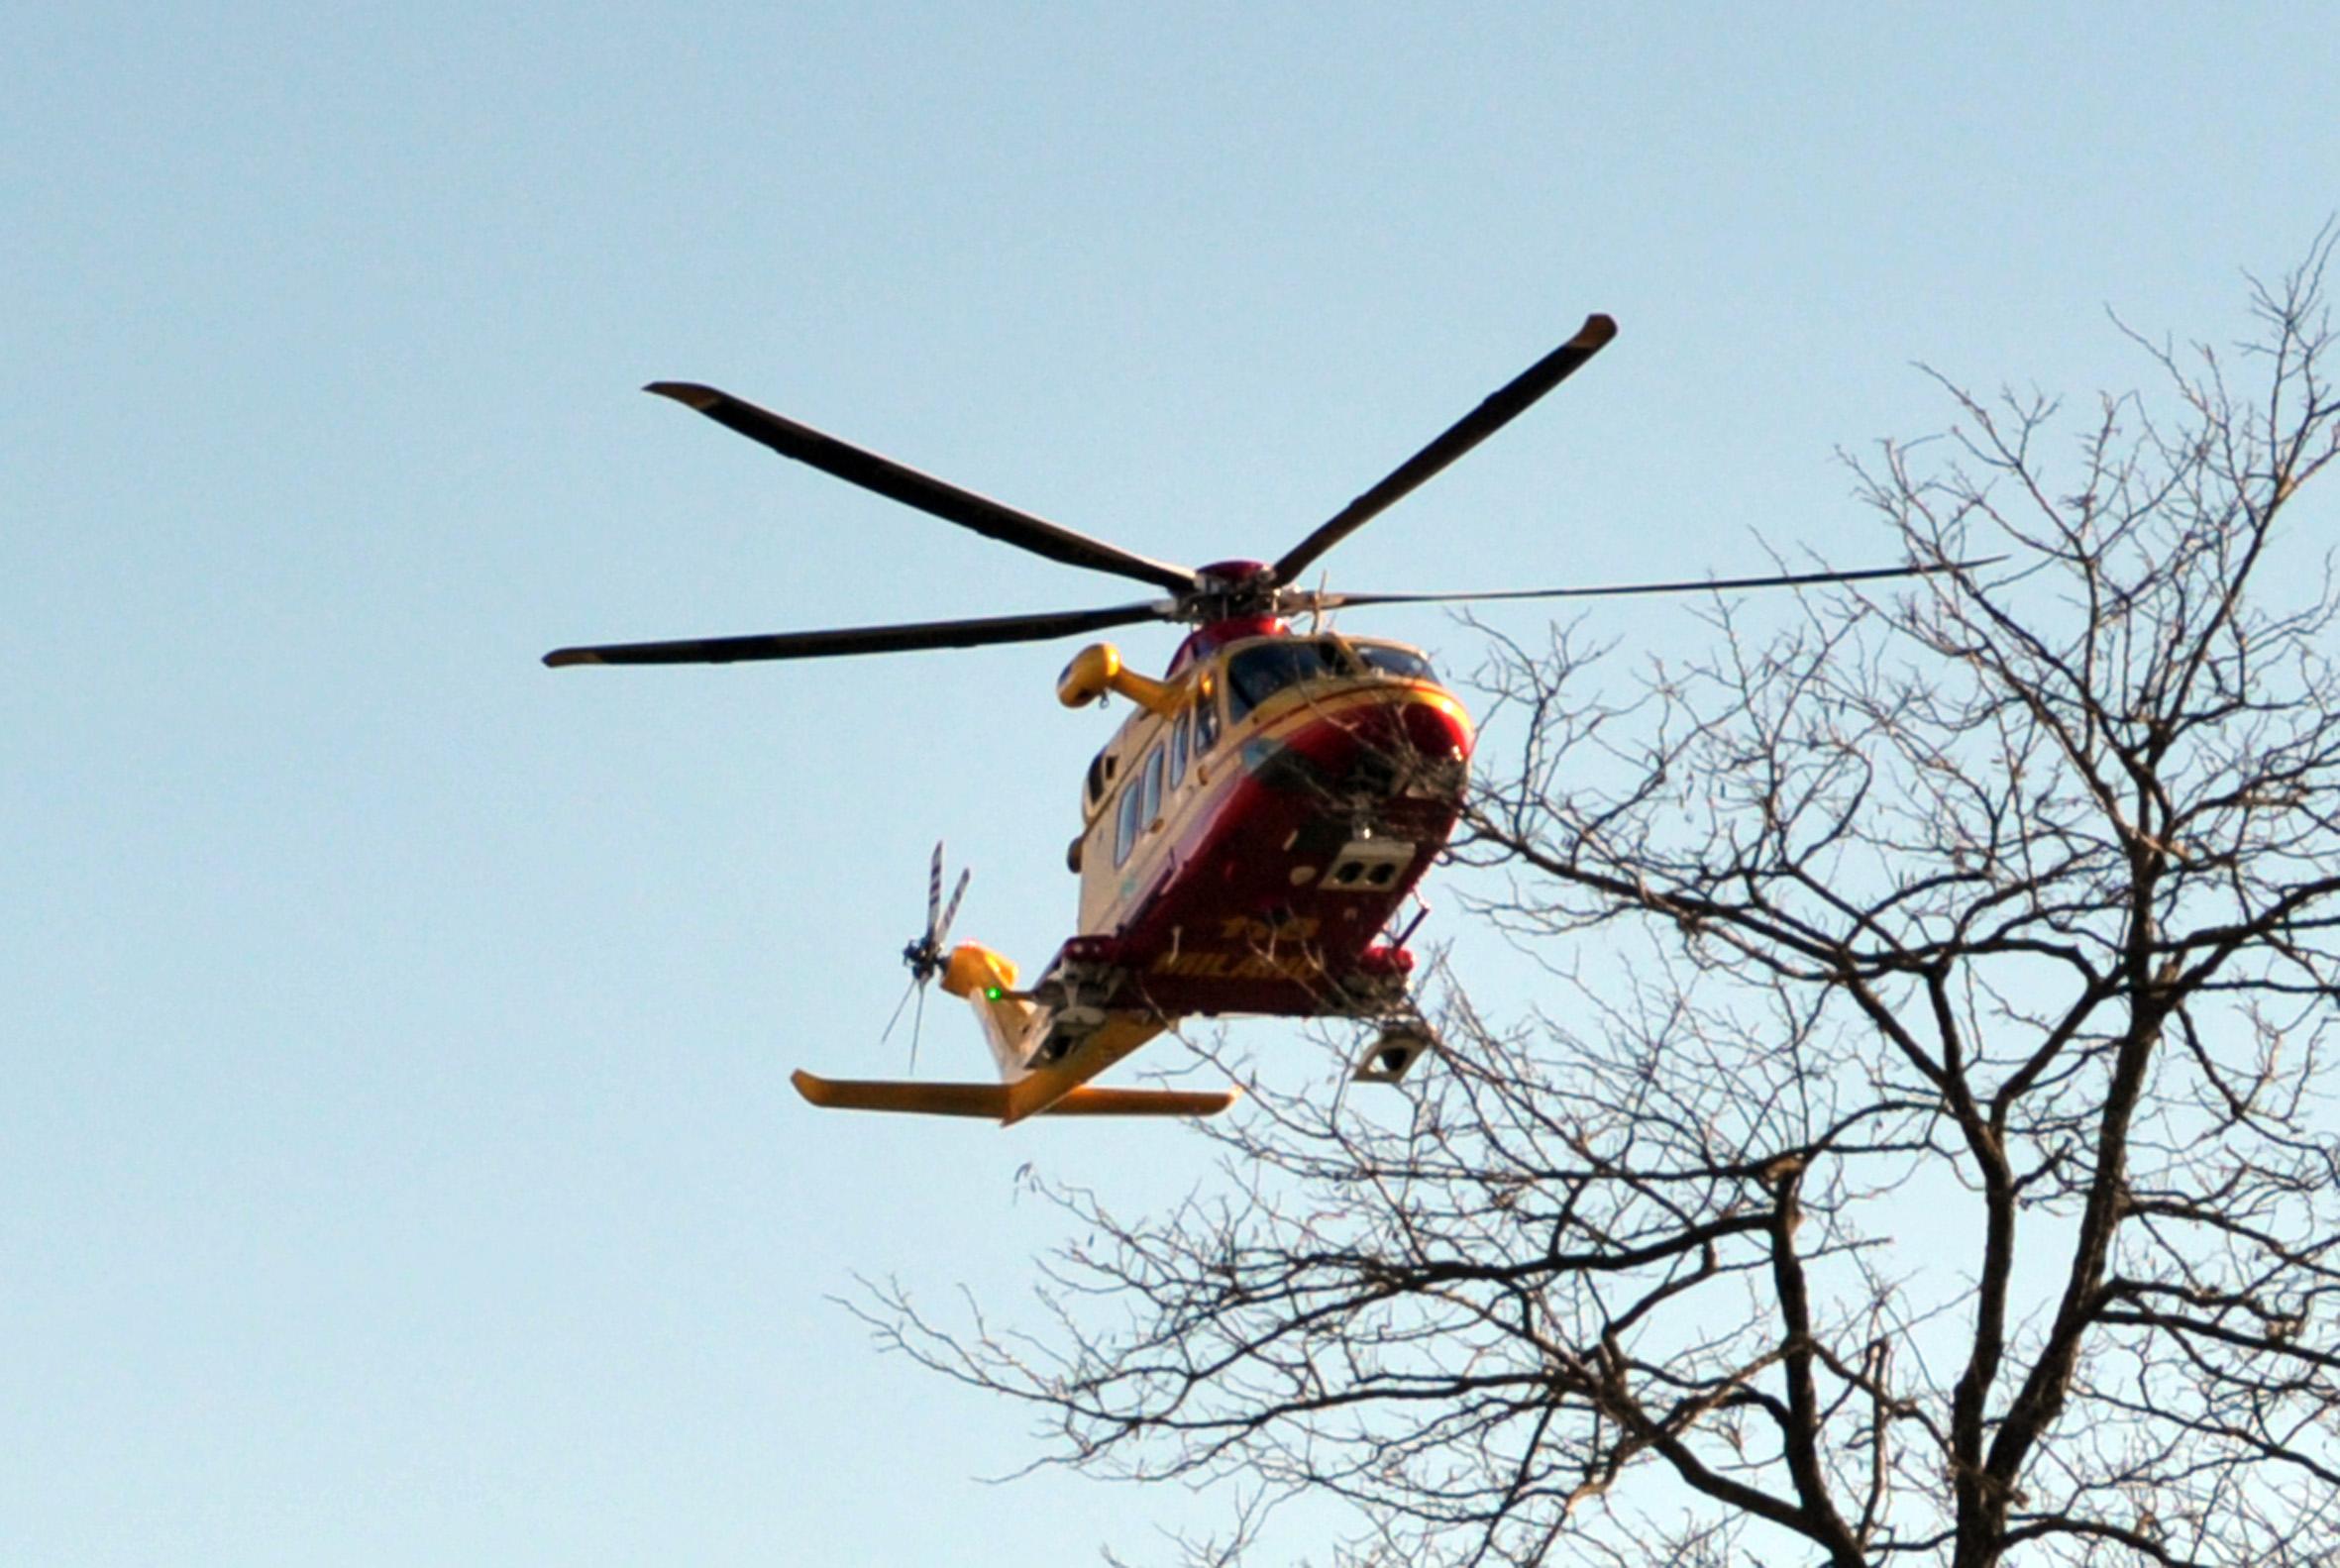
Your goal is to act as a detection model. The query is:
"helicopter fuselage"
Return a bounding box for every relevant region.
[1045,611,1470,1023]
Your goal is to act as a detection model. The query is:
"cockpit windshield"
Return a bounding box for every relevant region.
[1222,637,1441,722]
[1349,641,1437,682]
[1225,640,1344,720]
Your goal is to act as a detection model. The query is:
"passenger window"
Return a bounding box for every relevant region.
[1170,713,1190,788]
[1195,676,1221,752]
[1115,772,1144,866]
[1141,746,1165,827]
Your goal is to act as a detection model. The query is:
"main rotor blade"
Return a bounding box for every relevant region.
[1313,558,1997,612]
[1270,314,1618,586]
[647,382,1200,594]
[544,600,1168,668]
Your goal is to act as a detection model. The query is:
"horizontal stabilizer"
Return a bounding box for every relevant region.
[792,1072,1010,1117]
[792,1070,1236,1121]
[1040,1086,1242,1117]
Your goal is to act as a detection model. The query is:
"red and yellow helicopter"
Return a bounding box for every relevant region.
[548,315,1943,1124]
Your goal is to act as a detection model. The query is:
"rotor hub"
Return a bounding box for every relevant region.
[1179,559,1279,621]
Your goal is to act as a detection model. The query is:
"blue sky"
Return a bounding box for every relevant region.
[6,6,2336,1563]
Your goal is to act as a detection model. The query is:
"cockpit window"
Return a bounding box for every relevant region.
[1351,641,1437,682]
[1224,640,1346,722]
[1221,638,1439,720]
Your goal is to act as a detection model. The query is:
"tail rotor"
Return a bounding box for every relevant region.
[884,842,970,1070]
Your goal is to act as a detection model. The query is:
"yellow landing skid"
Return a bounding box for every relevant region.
[792,1071,1238,1122]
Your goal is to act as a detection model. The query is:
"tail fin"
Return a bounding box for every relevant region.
[939,943,1039,1081]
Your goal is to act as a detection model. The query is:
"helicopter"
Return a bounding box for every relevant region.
[546,314,1954,1124]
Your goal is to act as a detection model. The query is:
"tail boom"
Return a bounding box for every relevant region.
[795,941,1237,1123]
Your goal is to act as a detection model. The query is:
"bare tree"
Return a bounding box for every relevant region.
[867,237,2340,1567]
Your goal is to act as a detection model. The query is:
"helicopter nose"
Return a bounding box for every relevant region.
[1398,692,1472,768]
[1260,692,1472,801]
[1385,695,1473,801]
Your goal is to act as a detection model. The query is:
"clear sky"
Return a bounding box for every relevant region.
[6,5,2336,1563]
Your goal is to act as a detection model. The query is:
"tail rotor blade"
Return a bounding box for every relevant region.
[936,868,970,953]
[905,984,929,1075]
[881,975,920,1047]
[925,843,945,940]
